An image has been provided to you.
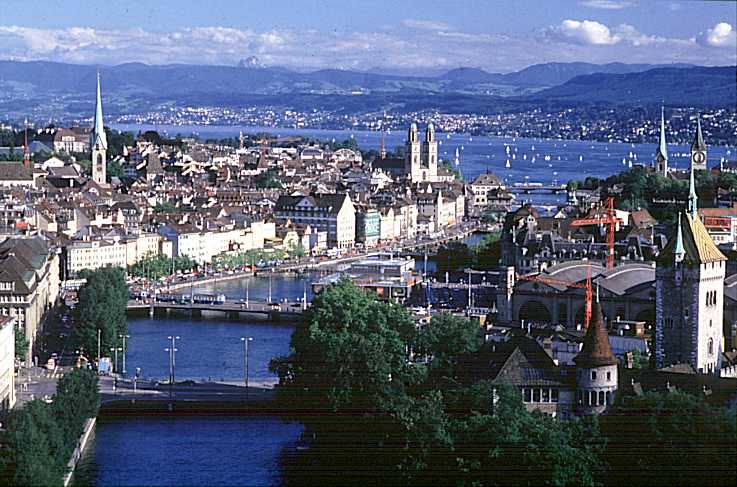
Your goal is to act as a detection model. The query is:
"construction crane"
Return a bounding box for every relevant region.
[572,197,622,269]
[517,264,593,329]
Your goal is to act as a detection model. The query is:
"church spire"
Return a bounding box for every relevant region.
[692,115,706,152]
[688,164,698,219]
[92,71,107,150]
[674,213,685,263]
[657,106,667,161]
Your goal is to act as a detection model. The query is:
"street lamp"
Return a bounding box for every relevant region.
[165,336,180,391]
[110,347,122,375]
[119,334,130,375]
[241,337,253,400]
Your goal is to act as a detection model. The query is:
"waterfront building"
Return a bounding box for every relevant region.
[355,208,380,248]
[405,122,439,183]
[274,193,356,250]
[90,73,107,186]
[66,237,128,277]
[0,315,15,410]
[469,170,505,208]
[655,172,726,375]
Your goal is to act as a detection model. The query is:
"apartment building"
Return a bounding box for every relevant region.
[274,193,355,249]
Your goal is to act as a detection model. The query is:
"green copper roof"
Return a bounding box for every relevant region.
[674,213,684,261]
[691,115,706,152]
[656,106,668,161]
[91,72,107,150]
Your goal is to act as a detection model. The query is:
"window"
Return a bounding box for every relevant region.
[542,388,550,403]
[551,389,559,403]
[591,370,597,381]
[523,388,532,403]
[606,391,611,405]
[598,391,605,406]
[533,388,541,403]
[606,371,611,381]
[708,338,714,356]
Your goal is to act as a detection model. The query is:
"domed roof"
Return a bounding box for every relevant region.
[574,300,618,368]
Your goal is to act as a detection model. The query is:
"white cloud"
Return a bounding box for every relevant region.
[401,19,452,31]
[579,0,634,10]
[0,20,732,74]
[701,22,737,48]
[549,19,621,45]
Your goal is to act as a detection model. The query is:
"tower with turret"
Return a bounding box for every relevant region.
[574,298,618,414]
[655,168,726,374]
[654,107,668,177]
[690,115,707,171]
[90,72,107,185]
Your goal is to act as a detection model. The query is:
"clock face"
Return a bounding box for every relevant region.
[693,151,706,164]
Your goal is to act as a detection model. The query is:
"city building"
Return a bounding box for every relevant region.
[274,193,356,249]
[405,122,438,183]
[655,174,726,374]
[0,237,60,364]
[0,315,15,410]
[691,115,707,171]
[654,107,668,177]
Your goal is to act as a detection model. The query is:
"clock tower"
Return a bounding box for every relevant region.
[690,115,707,171]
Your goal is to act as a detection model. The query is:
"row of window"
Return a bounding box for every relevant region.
[522,387,559,403]
[577,390,613,407]
[706,290,718,307]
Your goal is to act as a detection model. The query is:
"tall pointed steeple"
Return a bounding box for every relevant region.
[674,213,685,263]
[91,71,107,150]
[688,164,698,219]
[90,71,108,185]
[655,106,668,176]
[690,114,707,170]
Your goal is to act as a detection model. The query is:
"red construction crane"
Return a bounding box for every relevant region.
[517,264,593,329]
[572,197,622,269]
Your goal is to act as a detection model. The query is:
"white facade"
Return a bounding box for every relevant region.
[0,316,15,410]
[67,239,127,276]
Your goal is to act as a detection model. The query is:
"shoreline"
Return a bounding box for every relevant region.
[63,417,97,487]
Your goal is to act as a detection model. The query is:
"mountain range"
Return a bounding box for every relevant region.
[0,60,733,119]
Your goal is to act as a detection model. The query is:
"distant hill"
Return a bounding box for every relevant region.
[0,60,731,120]
[531,66,736,106]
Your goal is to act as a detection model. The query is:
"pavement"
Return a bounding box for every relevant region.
[15,365,71,406]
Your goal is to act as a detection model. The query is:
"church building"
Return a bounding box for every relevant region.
[90,72,108,186]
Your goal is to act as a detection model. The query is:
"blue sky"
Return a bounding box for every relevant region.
[0,0,734,73]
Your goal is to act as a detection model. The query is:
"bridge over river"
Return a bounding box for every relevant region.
[127,298,306,321]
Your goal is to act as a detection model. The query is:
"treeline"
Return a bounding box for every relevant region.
[569,166,737,224]
[0,368,100,486]
[73,267,128,359]
[128,254,196,281]
[271,279,736,486]
[435,232,501,275]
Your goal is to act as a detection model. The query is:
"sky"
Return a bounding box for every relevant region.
[0,0,734,74]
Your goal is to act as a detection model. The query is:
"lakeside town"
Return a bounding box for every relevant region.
[0,0,736,480]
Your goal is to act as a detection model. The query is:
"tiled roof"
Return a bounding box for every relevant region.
[659,213,726,265]
[574,301,619,368]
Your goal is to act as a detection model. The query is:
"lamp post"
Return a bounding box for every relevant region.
[165,335,179,399]
[241,337,253,400]
[245,279,249,308]
[97,329,101,373]
[119,334,130,375]
[110,347,122,375]
[268,270,273,303]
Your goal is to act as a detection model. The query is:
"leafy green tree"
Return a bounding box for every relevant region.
[440,159,463,181]
[602,391,736,487]
[153,202,176,213]
[414,313,479,386]
[106,159,123,180]
[74,267,128,356]
[14,322,28,360]
[255,169,282,189]
[436,241,474,276]
[271,278,420,411]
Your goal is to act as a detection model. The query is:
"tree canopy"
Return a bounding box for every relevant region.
[74,267,128,357]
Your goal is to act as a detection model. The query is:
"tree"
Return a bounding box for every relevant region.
[440,159,463,181]
[255,169,282,189]
[153,202,176,213]
[414,313,479,386]
[74,267,128,356]
[14,322,28,361]
[270,278,420,411]
[602,391,736,487]
[106,159,123,180]
[435,241,474,276]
